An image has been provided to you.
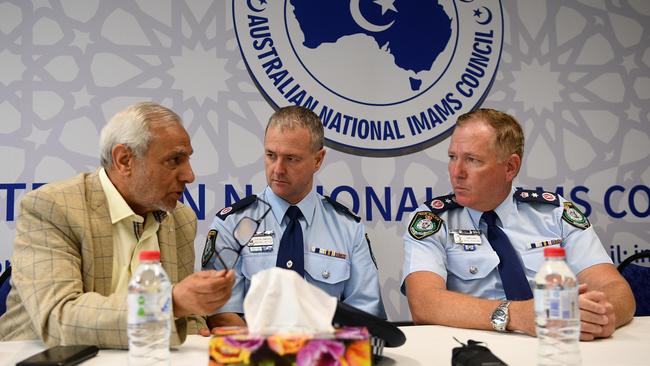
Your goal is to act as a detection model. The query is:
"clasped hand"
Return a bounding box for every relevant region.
[578,283,615,341]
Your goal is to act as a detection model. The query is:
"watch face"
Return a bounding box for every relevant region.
[491,303,509,332]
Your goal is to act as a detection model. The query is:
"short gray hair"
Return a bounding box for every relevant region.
[99,101,182,168]
[266,105,324,152]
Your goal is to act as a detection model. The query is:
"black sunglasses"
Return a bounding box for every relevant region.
[212,198,272,271]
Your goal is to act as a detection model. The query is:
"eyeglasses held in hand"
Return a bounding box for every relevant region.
[213,198,272,271]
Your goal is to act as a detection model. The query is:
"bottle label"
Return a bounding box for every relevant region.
[534,288,578,320]
[127,292,172,324]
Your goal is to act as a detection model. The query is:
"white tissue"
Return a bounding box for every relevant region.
[243,267,336,335]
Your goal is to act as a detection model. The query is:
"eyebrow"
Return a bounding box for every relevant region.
[167,147,193,158]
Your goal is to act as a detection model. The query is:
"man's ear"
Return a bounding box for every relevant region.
[504,153,521,182]
[111,144,134,176]
[314,148,326,171]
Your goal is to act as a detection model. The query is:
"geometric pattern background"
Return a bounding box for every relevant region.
[0,0,648,320]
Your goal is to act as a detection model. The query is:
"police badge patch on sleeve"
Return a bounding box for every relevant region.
[201,229,218,267]
[408,211,442,239]
[562,202,591,230]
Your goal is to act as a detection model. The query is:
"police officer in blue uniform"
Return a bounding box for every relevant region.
[402,108,635,340]
[202,106,386,328]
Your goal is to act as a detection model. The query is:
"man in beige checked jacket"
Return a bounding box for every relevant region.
[0,102,234,348]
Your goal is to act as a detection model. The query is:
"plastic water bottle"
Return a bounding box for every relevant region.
[128,250,172,366]
[534,247,581,366]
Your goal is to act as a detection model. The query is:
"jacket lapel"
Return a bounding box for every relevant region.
[85,170,114,295]
[158,214,179,282]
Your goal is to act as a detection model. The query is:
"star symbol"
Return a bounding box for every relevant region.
[625,103,641,122]
[25,125,51,149]
[169,44,231,105]
[259,0,267,4]
[445,199,452,203]
[374,0,397,15]
[623,171,634,182]
[594,16,605,26]
[72,29,92,53]
[473,8,482,17]
[72,86,93,109]
[510,60,563,115]
[532,193,539,197]
[621,54,637,74]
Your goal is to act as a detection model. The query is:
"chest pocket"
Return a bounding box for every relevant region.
[446,250,499,281]
[304,252,350,298]
[241,252,276,280]
[521,247,546,275]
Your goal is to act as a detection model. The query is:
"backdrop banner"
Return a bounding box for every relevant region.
[0,0,648,320]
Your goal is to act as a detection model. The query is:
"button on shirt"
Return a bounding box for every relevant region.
[99,168,163,293]
[401,187,612,300]
[204,186,386,318]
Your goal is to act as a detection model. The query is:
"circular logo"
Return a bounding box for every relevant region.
[542,192,556,202]
[431,199,445,210]
[234,0,503,156]
[416,218,433,231]
[220,207,233,216]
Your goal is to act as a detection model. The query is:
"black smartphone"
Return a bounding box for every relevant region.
[16,345,99,366]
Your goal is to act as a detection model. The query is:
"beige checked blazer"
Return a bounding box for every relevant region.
[0,170,200,348]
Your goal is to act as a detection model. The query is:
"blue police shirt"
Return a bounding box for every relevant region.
[401,187,612,299]
[203,186,386,318]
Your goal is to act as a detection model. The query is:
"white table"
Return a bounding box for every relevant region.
[381,317,650,365]
[1,317,648,366]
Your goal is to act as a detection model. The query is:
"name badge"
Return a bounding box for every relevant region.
[247,231,274,253]
[451,229,482,245]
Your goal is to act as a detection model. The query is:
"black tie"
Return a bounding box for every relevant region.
[276,206,304,277]
[482,210,533,300]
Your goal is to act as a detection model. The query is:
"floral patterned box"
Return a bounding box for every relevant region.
[208,326,372,366]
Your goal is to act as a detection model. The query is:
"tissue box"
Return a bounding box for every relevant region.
[208,326,371,366]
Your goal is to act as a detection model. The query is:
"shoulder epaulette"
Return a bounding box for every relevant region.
[323,196,361,223]
[216,195,257,220]
[424,194,463,215]
[513,189,559,206]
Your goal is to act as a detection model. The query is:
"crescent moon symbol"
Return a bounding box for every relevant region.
[476,6,493,25]
[247,0,264,13]
[350,0,394,33]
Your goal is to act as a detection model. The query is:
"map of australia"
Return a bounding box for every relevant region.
[291,0,452,91]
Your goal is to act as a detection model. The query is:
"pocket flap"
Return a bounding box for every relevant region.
[241,253,275,279]
[447,250,499,280]
[305,252,350,284]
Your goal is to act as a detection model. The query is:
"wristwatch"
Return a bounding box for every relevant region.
[490,300,512,332]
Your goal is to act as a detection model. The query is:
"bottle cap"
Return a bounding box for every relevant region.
[139,250,161,261]
[543,246,565,257]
